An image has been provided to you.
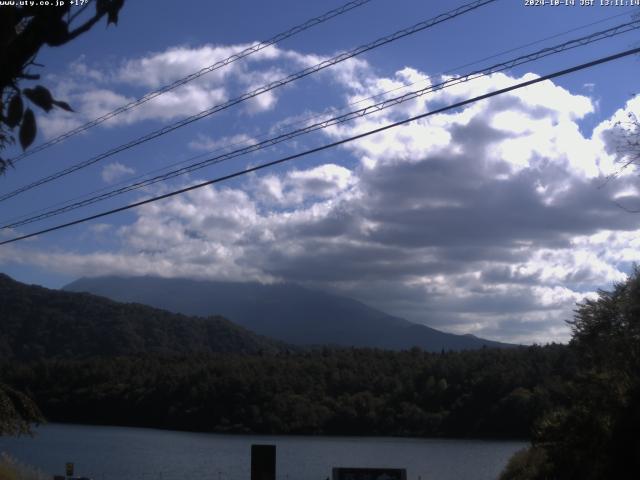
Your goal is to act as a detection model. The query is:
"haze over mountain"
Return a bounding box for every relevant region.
[0,273,282,360]
[65,276,515,351]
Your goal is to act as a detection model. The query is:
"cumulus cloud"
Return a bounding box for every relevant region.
[9,45,640,345]
[101,162,135,184]
[188,133,256,152]
[36,43,372,140]
[115,44,248,88]
[593,95,640,171]
[257,164,356,206]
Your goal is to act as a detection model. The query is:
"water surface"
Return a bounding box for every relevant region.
[0,423,526,480]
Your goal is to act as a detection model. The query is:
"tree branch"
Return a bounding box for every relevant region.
[65,10,105,42]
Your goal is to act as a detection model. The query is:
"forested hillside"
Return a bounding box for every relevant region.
[0,273,283,359]
[0,272,571,440]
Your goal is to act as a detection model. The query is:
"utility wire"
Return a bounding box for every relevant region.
[14,4,611,222]
[0,0,498,203]
[1,45,638,246]
[434,9,634,81]
[0,11,633,227]
[9,0,373,164]
[2,6,628,228]
[2,19,638,230]
[12,0,627,224]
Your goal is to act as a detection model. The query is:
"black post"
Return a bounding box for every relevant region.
[251,444,276,480]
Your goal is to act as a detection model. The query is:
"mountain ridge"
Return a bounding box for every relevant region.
[65,275,515,351]
[0,273,284,360]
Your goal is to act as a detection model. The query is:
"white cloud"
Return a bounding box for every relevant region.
[257,164,356,206]
[9,47,640,345]
[37,114,84,139]
[36,44,301,139]
[116,44,251,88]
[592,95,640,177]
[35,43,374,140]
[101,162,135,184]
[188,133,256,152]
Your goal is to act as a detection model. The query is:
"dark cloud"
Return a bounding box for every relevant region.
[13,63,639,344]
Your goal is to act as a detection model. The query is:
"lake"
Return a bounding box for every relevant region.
[0,423,526,480]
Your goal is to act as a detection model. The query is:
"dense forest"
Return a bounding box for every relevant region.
[2,344,573,439]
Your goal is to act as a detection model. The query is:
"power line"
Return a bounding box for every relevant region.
[437,9,634,80]
[3,5,629,229]
[7,6,626,228]
[8,0,374,164]
[0,0,498,203]
[1,45,638,247]
[2,18,638,230]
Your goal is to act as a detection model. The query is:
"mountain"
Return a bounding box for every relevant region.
[0,273,283,360]
[65,276,514,351]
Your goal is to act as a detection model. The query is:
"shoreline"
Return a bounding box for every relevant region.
[23,421,531,443]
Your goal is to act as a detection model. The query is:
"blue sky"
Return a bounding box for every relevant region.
[1,0,640,343]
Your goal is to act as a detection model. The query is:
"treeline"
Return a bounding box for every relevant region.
[2,344,574,439]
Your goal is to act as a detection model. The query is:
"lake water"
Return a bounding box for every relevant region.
[0,423,526,480]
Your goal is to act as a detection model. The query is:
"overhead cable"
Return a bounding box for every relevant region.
[3,18,638,230]
[1,45,638,246]
[0,0,498,203]
[9,0,374,164]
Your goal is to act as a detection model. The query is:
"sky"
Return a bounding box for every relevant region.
[1,0,640,344]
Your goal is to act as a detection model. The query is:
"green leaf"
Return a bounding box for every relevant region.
[23,86,54,113]
[0,157,12,175]
[96,0,109,14]
[6,94,23,129]
[106,0,125,25]
[44,17,69,46]
[19,109,37,151]
[52,100,74,112]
